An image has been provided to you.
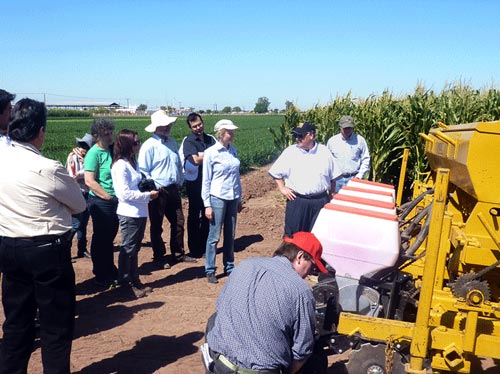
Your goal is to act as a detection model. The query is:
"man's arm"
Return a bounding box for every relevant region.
[289,359,306,374]
[274,178,296,201]
[85,171,113,200]
[53,165,87,214]
[357,136,371,178]
[190,153,204,165]
[137,145,152,178]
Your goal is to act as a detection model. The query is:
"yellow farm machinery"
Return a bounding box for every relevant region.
[311,121,500,373]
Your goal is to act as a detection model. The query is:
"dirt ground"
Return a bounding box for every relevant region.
[1,164,498,373]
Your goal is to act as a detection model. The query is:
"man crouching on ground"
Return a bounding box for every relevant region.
[206,232,327,374]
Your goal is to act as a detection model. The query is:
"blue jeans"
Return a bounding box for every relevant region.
[117,215,147,285]
[205,196,239,275]
[71,192,89,254]
[334,176,353,193]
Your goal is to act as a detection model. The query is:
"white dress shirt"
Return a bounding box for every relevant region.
[269,142,335,195]
[0,141,86,237]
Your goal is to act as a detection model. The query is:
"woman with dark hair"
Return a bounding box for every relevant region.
[84,118,119,288]
[112,129,158,298]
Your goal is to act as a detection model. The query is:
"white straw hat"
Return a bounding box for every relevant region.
[145,110,177,132]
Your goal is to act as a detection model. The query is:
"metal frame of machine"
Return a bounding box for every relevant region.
[313,121,500,374]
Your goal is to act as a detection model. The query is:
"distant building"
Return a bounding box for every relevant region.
[46,101,125,111]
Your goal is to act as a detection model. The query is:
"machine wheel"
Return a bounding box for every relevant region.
[345,343,406,374]
[450,273,491,303]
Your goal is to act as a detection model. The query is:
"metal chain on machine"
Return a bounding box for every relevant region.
[385,336,395,374]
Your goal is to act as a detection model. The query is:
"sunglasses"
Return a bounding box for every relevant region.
[293,132,312,140]
[133,140,141,146]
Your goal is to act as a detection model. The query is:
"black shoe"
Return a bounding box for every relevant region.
[93,278,119,289]
[207,273,219,284]
[179,255,198,263]
[152,258,171,269]
[77,251,91,259]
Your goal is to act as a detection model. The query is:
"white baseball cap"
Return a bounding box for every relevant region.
[214,119,238,132]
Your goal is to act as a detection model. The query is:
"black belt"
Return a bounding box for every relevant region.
[295,191,328,199]
[340,172,357,178]
[0,231,72,245]
[159,184,178,192]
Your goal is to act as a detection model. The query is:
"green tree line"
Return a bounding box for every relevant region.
[270,82,500,193]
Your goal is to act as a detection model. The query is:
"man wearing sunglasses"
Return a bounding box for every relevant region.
[269,121,335,237]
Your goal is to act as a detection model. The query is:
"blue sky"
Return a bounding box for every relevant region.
[2,0,499,111]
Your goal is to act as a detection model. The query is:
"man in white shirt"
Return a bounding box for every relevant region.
[0,98,86,373]
[269,122,335,237]
[327,115,370,192]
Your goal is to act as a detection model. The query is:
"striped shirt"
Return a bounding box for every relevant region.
[207,256,316,371]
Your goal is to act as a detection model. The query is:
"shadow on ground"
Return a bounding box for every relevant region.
[77,332,204,374]
[234,234,264,252]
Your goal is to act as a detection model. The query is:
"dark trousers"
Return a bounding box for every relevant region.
[88,195,119,282]
[70,192,89,255]
[0,233,75,374]
[284,194,330,237]
[148,184,185,260]
[186,178,209,258]
[117,215,147,284]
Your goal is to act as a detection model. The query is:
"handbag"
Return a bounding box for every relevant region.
[138,173,156,192]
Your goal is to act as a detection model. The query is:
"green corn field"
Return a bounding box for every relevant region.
[42,114,284,175]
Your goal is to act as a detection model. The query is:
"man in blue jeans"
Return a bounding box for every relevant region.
[0,99,86,374]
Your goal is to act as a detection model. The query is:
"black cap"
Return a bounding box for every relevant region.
[292,121,316,136]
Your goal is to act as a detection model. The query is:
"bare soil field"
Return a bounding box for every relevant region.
[0,164,498,373]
